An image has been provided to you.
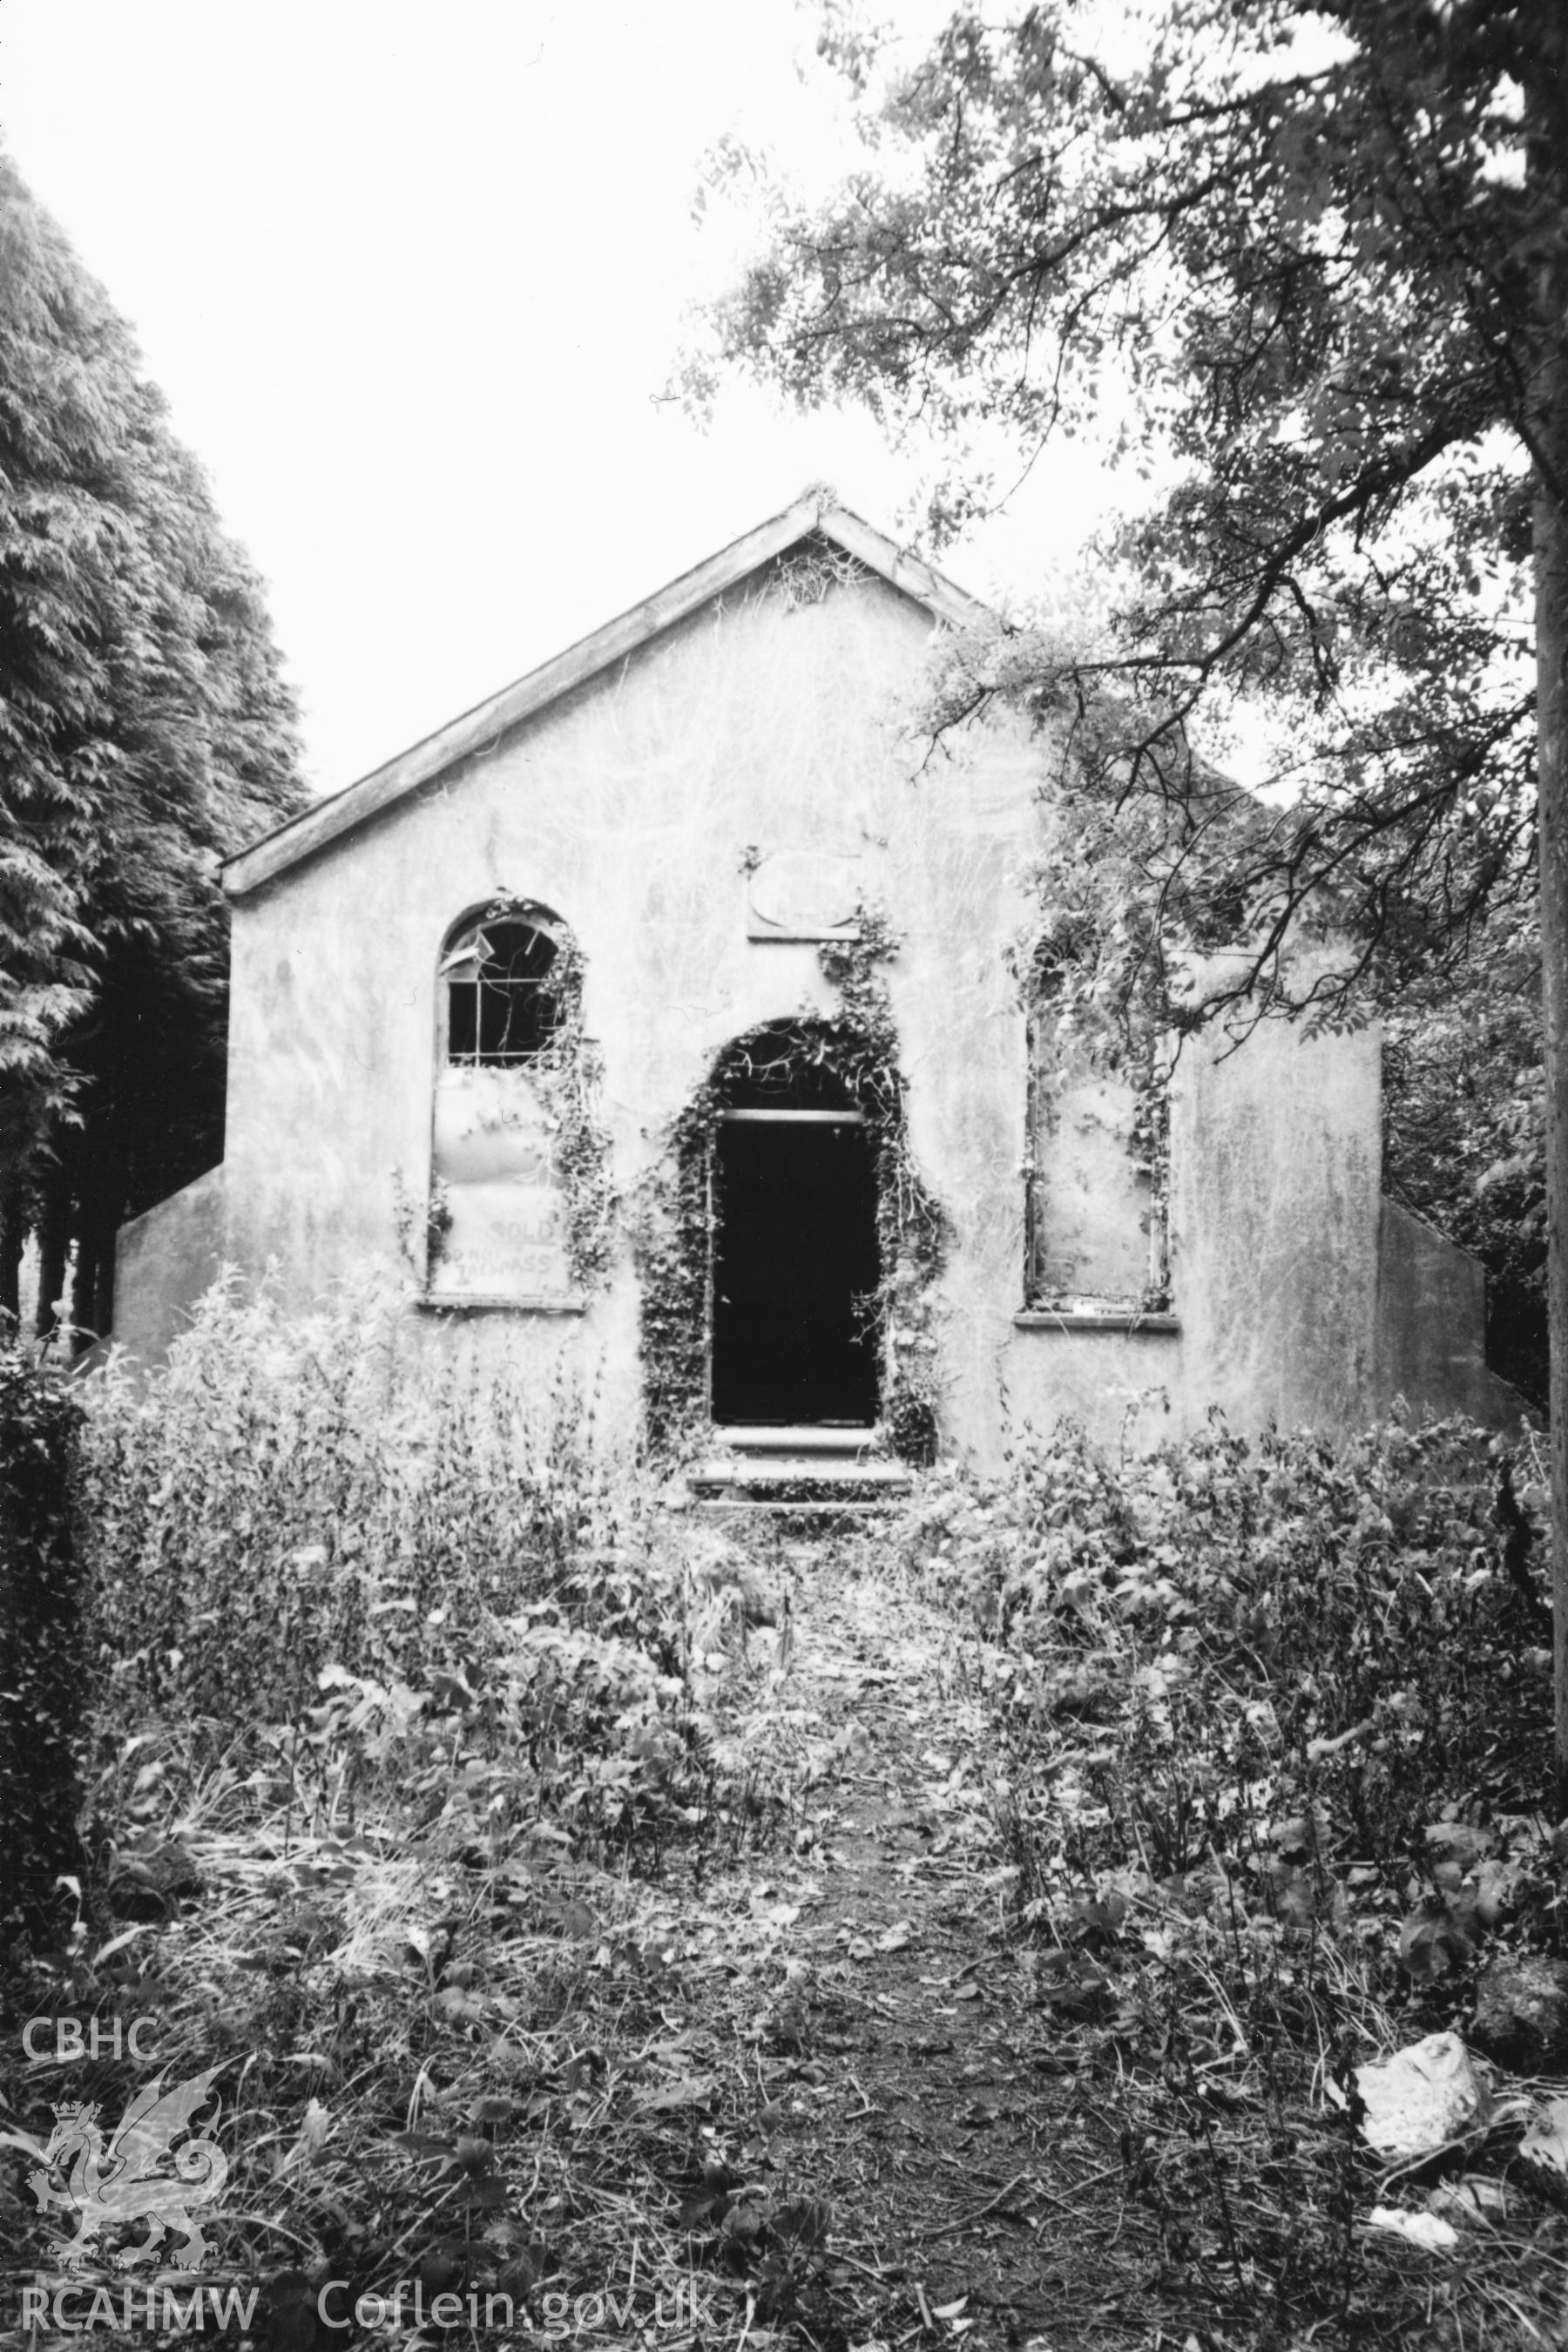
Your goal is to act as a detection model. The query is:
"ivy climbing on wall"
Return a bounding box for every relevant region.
[632,909,948,1463]
[631,1091,719,1457]
[1021,924,1173,1314]
[416,896,618,1301]
[815,913,947,1463]
[529,935,618,1297]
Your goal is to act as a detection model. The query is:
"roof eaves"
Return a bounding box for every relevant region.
[223,489,993,899]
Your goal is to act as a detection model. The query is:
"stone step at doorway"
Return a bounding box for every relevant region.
[690,1423,914,1513]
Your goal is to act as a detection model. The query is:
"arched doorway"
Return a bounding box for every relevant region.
[709,1023,882,1427]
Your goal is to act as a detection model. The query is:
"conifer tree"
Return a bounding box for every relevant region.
[0,152,303,1332]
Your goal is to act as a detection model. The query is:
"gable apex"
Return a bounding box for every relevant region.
[222,491,997,899]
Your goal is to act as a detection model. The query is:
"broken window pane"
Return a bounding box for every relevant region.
[430,904,581,1298]
[444,918,564,1066]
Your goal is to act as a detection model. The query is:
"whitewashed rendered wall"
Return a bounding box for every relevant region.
[115,563,1511,1458]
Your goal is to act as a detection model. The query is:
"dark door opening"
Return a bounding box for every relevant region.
[711,1113,881,1425]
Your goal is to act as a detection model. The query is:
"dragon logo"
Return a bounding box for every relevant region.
[16,2067,229,2273]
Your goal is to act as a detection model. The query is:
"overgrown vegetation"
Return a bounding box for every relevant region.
[1022,901,1172,1316]
[0,1285,862,2345]
[1383,956,1547,1405]
[525,930,618,1299]
[632,1084,725,1454]
[5,1342,1568,2349]
[73,1277,721,1869]
[695,0,1568,1795]
[634,911,946,1459]
[0,1337,87,1947]
[697,0,1558,1045]
[815,916,946,1463]
[900,1411,1566,2345]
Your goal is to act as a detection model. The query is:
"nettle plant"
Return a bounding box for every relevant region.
[0,1335,88,1944]
[908,1414,1551,1930]
[78,1274,720,1868]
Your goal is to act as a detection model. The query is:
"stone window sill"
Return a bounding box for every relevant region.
[416,1293,587,1316]
[1014,1308,1180,1334]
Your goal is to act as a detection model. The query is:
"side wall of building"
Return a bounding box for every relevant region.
[1375,1199,1526,1424]
[112,1164,226,1365]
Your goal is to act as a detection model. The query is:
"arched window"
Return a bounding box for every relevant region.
[427,903,583,1305]
[441,912,565,1066]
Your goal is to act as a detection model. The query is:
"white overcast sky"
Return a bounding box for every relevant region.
[0,0,1119,797]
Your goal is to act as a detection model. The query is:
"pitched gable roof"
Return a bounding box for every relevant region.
[221,490,996,899]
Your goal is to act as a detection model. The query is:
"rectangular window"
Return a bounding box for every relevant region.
[1025,1011,1168,1310]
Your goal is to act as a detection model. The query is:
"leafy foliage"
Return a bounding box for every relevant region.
[6,1427,1567,2349]
[901,1413,1566,2339]
[0,152,302,1334]
[78,1275,723,1867]
[700,0,1561,1020]
[909,1414,1551,1896]
[700,0,1568,1769]
[1382,919,1547,1401]
[0,1335,86,1948]
[634,914,946,1459]
[0,1292,826,2331]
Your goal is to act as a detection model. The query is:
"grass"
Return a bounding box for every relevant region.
[898,1410,1568,2348]
[3,1330,1567,2351]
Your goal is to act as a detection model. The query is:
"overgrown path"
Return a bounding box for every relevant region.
[10,1496,1558,2352]
[685,1544,1137,2352]
[1,1538,1140,2352]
